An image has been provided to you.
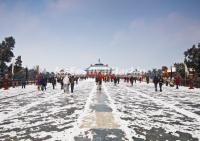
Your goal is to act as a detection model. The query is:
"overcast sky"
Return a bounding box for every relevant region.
[0,0,200,72]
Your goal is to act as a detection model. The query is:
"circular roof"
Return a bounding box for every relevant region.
[86,59,112,71]
[87,65,112,71]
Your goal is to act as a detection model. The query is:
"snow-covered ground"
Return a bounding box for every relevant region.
[0,79,95,141]
[0,79,199,141]
[106,81,200,141]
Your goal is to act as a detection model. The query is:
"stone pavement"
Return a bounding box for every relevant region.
[74,84,129,141]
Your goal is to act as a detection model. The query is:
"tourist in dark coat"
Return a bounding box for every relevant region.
[51,77,56,89]
[117,77,120,84]
[130,76,134,86]
[60,77,64,90]
[113,75,117,86]
[41,76,47,91]
[21,77,26,89]
[95,76,98,84]
[70,75,75,93]
[146,76,150,84]
[159,76,164,92]
[153,76,159,92]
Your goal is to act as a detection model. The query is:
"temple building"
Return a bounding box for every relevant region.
[85,59,113,77]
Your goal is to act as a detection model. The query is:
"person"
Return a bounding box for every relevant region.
[95,76,98,84]
[69,75,75,93]
[44,76,47,91]
[153,75,159,92]
[117,76,120,84]
[51,77,56,89]
[134,77,137,83]
[130,76,134,86]
[63,74,70,93]
[111,75,114,82]
[158,76,164,92]
[21,77,26,89]
[36,74,42,91]
[97,72,103,90]
[146,76,150,84]
[175,74,181,89]
[41,76,47,91]
[189,75,194,89]
[60,77,64,90]
[127,77,130,83]
[139,77,142,83]
[40,76,44,91]
[113,75,117,86]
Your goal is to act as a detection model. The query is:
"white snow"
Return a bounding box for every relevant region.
[106,81,200,140]
[0,79,200,140]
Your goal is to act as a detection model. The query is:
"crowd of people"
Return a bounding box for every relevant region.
[0,71,190,93]
[32,74,88,94]
[121,73,182,92]
[151,74,181,92]
[95,73,121,90]
[92,72,182,93]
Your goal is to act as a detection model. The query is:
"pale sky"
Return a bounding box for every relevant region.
[0,0,200,72]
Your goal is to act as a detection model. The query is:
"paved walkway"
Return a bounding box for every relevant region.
[74,84,128,141]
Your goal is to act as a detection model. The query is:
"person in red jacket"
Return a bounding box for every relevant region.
[175,73,181,89]
[97,72,103,90]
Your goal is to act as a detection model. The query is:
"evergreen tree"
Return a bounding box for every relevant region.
[0,36,15,75]
[174,63,185,78]
[184,43,200,76]
[15,56,22,68]
[14,56,23,79]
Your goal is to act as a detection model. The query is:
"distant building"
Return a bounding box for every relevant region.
[85,59,113,77]
[127,69,143,78]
